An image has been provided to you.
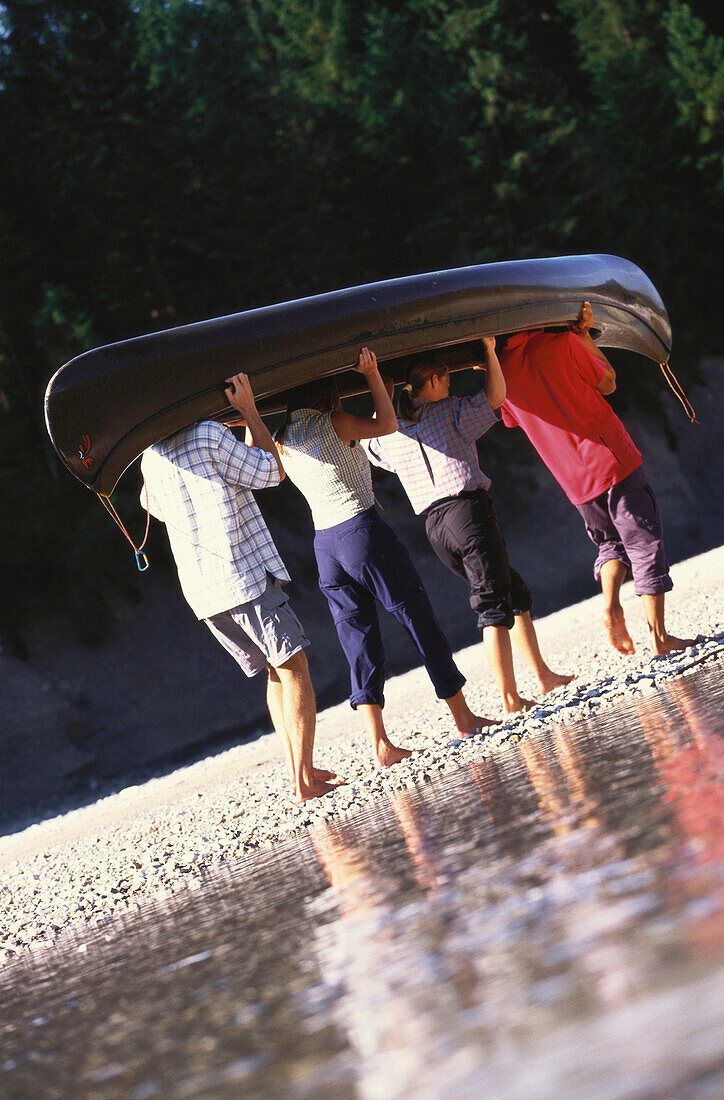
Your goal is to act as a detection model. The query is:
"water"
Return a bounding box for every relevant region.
[1,664,723,1098]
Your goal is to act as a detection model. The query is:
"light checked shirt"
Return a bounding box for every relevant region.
[141,421,289,620]
[279,409,375,530]
[365,391,498,514]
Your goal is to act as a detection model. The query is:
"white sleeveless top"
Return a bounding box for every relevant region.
[279,409,375,530]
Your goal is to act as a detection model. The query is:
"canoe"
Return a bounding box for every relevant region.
[44,253,671,494]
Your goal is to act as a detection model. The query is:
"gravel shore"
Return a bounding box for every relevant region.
[2,545,722,965]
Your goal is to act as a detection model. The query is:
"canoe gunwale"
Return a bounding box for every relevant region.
[89,301,669,494]
[43,254,672,495]
[249,295,670,379]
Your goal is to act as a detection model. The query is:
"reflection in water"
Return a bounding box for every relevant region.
[1,663,723,1098]
[636,675,724,958]
[308,799,480,1100]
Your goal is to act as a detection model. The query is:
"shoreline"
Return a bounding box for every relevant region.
[1,545,723,964]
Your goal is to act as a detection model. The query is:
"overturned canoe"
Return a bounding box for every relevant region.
[44,253,671,494]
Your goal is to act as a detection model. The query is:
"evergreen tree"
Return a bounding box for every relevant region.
[0,0,721,648]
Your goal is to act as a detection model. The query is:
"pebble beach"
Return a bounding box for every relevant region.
[2,545,723,965]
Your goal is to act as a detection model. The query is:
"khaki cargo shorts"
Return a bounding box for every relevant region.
[204,577,310,677]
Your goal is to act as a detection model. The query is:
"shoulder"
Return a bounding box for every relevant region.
[193,420,229,445]
[559,331,582,352]
[418,397,450,420]
[564,332,607,378]
[509,331,576,377]
[454,389,496,420]
[187,421,258,476]
[181,421,240,465]
[448,393,478,415]
[319,411,350,447]
[527,330,571,358]
[554,331,590,362]
[162,420,228,453]
[413,398,456,433]
[146,422,218,461]
[287,408,324,437]
[395,419,419,438]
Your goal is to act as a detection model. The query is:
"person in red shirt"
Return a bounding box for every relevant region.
[499,302,694,656]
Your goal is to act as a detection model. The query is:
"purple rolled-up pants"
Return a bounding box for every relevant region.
[575,465,673,596]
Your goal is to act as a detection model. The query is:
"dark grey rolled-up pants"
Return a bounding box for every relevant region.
[424,488,533,630]
[575,465,672,595]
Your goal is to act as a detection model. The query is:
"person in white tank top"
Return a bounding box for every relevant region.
[277,347,497,767]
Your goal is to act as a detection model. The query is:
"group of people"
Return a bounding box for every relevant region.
[141,301,693,801]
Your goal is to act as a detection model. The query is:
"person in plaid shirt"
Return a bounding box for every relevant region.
[366,338,572,714]
[141,372,339,802]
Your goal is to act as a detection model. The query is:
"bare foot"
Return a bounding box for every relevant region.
[604,608,636,654]
[287,766,344,786]
[651,633,696,655]
[503,695,537,715]
[313,767,346,785]
[538,670,575,694]
[459,716,500,737]
[376,739,413,767]
[297,778,339,802]
[444,692,497,737]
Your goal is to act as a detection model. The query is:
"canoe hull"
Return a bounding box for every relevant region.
[44,254,671,494]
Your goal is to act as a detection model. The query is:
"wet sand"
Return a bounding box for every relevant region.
[1,545,722,963]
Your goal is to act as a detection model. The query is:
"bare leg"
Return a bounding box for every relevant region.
[510,611,574,694]
[640,593,695,655]
[270,652,339,800]
[357,703,412,766]
[600,559,635,654]
[444,689,498,736]
[482,625,536,713]
[267,667,340,787]
[266,668,295,778]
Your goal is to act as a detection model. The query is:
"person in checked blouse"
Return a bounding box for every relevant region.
[365,338,572,714]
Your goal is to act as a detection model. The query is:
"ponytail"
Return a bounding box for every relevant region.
[397,357,448,422]
[396,382,419,424]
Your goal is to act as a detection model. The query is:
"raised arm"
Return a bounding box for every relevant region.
[224,372,285,481]
[332,347,398,444]
[571,301,616,395]
[473,336,506,409]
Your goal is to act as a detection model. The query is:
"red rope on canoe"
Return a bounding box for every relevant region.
[660,361,698,424]
[99,480,151,571]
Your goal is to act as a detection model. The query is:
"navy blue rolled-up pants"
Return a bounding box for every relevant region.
[313,507,465,709]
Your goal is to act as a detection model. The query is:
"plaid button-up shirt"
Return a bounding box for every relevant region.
[141,421,289,619]
[365,391,498,514]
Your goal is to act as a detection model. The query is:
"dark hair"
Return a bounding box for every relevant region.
[275,378,340,446]
[397,357,449,422]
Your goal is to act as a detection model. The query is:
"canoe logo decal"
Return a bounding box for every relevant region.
[78,434,95,469]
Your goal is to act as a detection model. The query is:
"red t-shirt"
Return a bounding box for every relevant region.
[499,331,642,505]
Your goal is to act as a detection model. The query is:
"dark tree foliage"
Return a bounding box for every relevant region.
[0,0,721,651]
